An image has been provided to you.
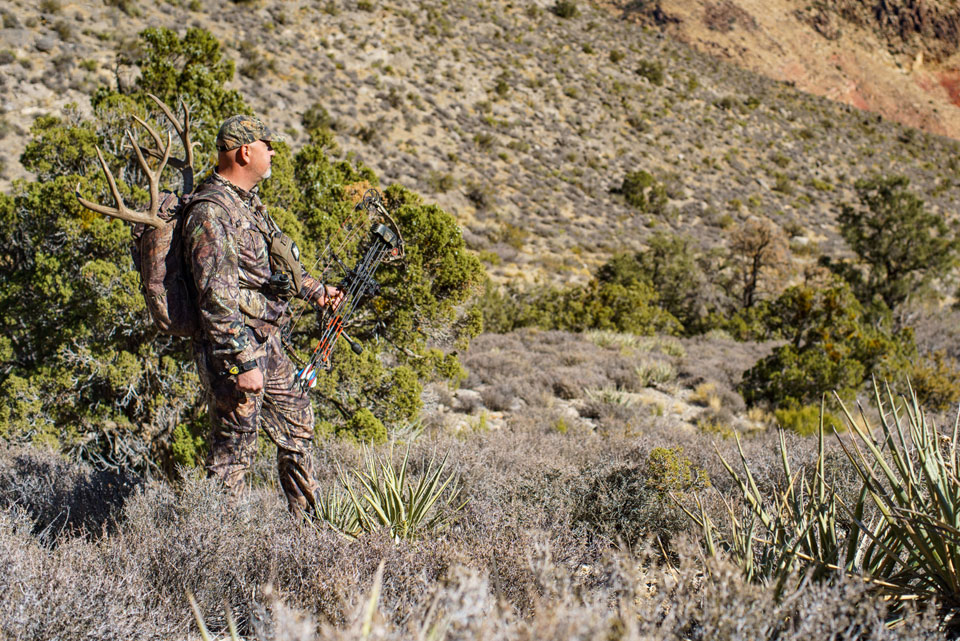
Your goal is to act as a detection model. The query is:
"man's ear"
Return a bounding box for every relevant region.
[237,144,251,164]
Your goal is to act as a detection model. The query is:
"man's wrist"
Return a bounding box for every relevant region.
[225,359,258,376]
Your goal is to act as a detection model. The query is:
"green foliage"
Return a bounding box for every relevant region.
[635,60,665,86]
[313,445,466,541]
[342,408,387,444]
[171,417,207,468]
[482,275,681,336]
[20,111,100,181]
[739,282,915,408]
[646,446,709,494]
[774,404,843,436]
[635,233,706,330]
[908,350,960,411]
[620,169,668,215]
[93,27,247,158]
[836,175,960,310]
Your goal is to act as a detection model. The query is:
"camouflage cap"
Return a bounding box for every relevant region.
[215,114,285,151]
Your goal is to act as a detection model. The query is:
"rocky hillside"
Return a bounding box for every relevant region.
[1,0,959,288]
[607,0,960,139]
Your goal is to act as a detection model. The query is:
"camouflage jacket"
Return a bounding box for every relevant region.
[183,172,324,369]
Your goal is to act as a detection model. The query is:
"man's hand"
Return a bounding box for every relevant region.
[236,367,264,393]
[317,285,345,309]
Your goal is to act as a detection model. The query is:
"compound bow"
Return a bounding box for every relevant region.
[291,189,404,390]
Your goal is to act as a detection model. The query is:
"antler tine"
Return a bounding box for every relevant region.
[147,93,195,193]
[180,98,195,171]
[75,146,165,229]
[127,127,172,222]
[131,113,166,157]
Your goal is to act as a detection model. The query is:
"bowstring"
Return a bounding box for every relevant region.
[286,201,373,334]
[303,237,390,372]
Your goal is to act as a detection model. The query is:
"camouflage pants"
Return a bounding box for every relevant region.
[195,328,318,513]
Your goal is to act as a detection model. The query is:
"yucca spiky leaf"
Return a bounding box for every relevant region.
[312,444,467,542]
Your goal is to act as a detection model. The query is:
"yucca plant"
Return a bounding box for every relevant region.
[314,445,467,542]
[677,399,856,595]
[833,382,960,626]
[187,563,387,640]
[683,382,960,630]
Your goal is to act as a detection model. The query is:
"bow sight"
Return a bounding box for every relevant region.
[294,189,404,390]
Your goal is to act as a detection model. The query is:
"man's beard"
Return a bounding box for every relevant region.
[262,166,272,180]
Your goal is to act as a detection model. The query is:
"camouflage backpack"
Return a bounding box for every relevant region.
[75,95,226,337]
[128,190,231,336]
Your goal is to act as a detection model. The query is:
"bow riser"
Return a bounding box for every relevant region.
[293,189,404,391]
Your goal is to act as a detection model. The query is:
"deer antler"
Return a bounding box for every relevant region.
[133,93,195,194]
[74,126,173,230]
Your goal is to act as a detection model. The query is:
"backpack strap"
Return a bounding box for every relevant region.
[181,189,271,327]
[182,192,235,225]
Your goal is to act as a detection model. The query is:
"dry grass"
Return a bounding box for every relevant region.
[0,328,943,638]
[0,441,939,640]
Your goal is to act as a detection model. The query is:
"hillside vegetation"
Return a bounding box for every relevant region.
[3,0,960,282]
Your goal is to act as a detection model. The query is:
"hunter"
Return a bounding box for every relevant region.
[184,114,340,513]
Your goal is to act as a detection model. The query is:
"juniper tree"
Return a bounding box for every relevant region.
[837,175,959,311]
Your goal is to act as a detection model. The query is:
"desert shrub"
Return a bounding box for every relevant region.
[425,170,455,193]
[464,180,494,209]
[774,403,843,436]
[646,446,709,493]
[551,0,578,18]
[635,59,665,86]
[908,350,960,411]
[739,282,915,407]
[302,102,336,134]
[482,278,680,336]
[341,408,387,444]
[0,445,141,543]
[573,447,707,547]
[620,169,668,215]
[104,0,138,15]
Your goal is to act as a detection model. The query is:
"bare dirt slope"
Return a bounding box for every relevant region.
[606,0,960,138]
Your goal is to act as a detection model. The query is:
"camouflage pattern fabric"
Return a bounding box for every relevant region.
[195,328,318,512]
[184,172,325,511]
[216,114,285,151]
[183,172,325,371]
